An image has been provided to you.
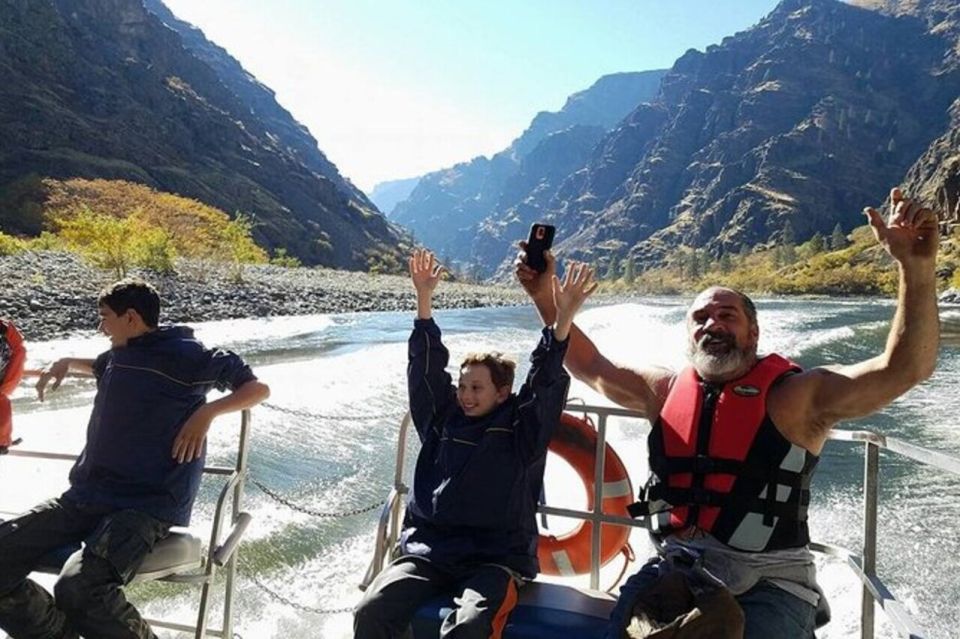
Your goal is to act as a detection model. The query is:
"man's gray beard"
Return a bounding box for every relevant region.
[687,342,755,380]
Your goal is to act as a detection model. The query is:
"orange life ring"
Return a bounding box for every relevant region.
[538,412,633,576]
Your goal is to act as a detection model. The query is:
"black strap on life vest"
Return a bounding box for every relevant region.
[648,455,808,488]
[684,382,720,529]
[628,483,810,521]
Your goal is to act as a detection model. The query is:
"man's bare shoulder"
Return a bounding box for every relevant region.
[593,361,675,418]
[634,365,677,417]
[768,367,834,453]
[647,365,677,400]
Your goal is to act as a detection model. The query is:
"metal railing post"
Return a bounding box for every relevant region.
[861,441,879,639]
[590,411,608,591]
[389,413,413,552]
[222,408,251,639]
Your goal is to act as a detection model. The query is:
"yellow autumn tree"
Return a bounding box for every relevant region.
[55,206,138,278]
[215,213,268,282]
[40,179,270,277]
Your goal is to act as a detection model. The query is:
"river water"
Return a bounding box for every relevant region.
[2,298,958,638]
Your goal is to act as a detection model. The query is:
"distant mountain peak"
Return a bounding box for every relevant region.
[389,69,666,276]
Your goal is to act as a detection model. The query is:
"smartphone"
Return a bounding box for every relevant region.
[525,223,555,273]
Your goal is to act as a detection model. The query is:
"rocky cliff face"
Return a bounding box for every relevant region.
[549,0,958,269]
[901,99,960,223]
[389,71,666,275]
[850,0,960,223]
[0,0,408,269]
[468,124,607,276]
[141,0,376,211]
[392,0,959,279]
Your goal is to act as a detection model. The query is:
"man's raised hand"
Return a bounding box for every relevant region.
[514,240,557,302]
[865,187,939,264]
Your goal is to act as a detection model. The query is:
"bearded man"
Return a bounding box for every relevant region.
[515,188,940,638]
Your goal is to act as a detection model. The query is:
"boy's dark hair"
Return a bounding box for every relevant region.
[460,352,516,390]
[98,279,161,328]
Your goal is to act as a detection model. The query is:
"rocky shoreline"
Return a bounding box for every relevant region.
[0,251,528,341]
[6,251,958,342]
[939,288,960,304]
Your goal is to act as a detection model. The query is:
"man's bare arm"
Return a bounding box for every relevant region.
[773,189,939,449]
[563,322,674,417]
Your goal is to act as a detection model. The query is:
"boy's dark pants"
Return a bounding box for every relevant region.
[354,556,520,639]
[0,497,170,639]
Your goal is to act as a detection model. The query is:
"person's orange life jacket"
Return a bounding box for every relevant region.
[0,319,26,448]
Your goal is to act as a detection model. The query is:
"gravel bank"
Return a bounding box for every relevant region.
[0,251,527,341]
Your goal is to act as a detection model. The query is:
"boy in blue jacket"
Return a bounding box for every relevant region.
[0,279,270,639]
[354,249,597,639]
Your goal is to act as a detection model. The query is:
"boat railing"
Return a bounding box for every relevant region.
[1,409,254,639]
[363,402,960,639]
[814,428,960,639]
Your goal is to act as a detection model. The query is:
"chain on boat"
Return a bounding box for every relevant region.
[241,402,400,613]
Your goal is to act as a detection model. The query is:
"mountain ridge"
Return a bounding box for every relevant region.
[0,0,408,269]
[389,0,959,280]
[390,70,667,276]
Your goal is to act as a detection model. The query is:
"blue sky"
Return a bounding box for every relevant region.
[161,0,782,192]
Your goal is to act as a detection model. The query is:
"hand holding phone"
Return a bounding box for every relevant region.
[525,223,555,273]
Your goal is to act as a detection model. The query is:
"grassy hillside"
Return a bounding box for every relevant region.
[602,225,960,296]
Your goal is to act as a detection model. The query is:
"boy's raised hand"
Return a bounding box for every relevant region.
[552,261,598,341]
[409,248,445,292]
[409,248,445,319]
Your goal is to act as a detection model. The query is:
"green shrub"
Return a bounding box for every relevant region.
[216,213,267,282]
[0,231,25,255]
[626,222,906,296]
[131,220,178,273]
[270,248,302,268]
[25,232,63,250]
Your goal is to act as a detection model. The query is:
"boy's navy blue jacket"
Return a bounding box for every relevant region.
[64,326,256,526]
[401,318,570,578]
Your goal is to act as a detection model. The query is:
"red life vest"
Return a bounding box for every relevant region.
[1,319,26,448]
[0,319,26,394]
[630,354,819,552]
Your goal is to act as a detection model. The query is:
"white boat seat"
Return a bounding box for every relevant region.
[36,529,203,583]
[412,581,615,639]
[133,530,203,582]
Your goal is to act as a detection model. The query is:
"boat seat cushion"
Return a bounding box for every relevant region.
[412,581,615,639]
[35,529,203,582]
